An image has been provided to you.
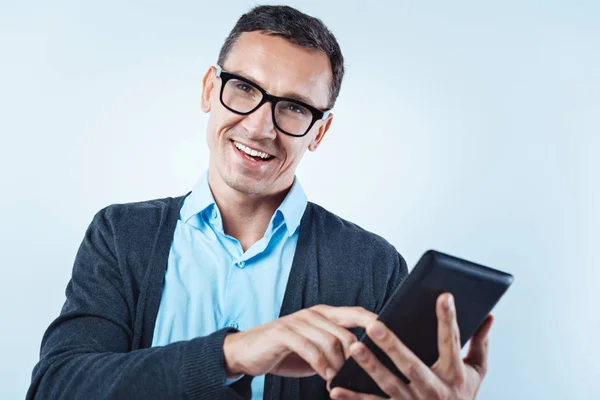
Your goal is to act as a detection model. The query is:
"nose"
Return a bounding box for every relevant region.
[240,102,277,140]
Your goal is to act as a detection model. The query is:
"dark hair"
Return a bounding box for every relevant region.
[217,5,344,109]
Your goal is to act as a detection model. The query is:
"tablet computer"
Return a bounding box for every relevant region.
[330,249,514,397]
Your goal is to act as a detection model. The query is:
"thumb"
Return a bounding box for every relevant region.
[464,314,493,377]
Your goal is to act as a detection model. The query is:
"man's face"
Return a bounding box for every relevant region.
[201,31,334,196]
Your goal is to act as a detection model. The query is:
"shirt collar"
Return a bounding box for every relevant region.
[181,170,307,237]
[180,170,217,224]
[277,176,308,236]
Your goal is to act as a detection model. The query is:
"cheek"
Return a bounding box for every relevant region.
[205,115,219,150]
[282,139,309,166]
[206,110,242,144]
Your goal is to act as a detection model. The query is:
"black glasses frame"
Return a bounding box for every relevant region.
[215,65,331,137]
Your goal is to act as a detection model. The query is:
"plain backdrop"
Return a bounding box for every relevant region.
[1,0,598,399]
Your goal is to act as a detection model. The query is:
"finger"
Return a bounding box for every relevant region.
[366,320,448,400]
[302,308,359,358]
[464,314,494,377]
[330,386,387,400]
[277,325,335,381]
[435,293,465,383]
[312,304,378,329]
[348,342,413,399]
[287,317,347,374]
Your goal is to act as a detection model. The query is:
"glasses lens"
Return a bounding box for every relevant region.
[275,101,312,136]
[222,78,262,113]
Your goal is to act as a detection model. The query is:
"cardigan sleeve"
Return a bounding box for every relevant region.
[27,207,250,400]
[376,251,410,314]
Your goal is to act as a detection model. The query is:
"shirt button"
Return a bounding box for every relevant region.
[237,261,245,268]
[228,322,239,330]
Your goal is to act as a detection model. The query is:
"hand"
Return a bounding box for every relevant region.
[223,305,377,381]
[329,293,494,400]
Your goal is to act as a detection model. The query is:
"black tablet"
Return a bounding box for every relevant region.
[330,249,514,397]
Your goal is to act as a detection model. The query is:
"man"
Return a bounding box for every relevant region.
[28,5,493,400]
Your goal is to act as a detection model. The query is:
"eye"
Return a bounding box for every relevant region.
[285,104,306,115]
[235,83,253,93]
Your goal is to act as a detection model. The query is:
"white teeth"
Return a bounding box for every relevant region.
[233,141,272,160]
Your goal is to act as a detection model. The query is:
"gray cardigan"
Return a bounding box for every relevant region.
[27,194,408,399]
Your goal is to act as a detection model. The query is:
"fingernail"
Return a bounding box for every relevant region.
[371,324,385,339]
[447,294,454,311]
[326,367,335,380]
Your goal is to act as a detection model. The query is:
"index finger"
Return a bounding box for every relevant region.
[435,293,465,382]
[311,305,378,329]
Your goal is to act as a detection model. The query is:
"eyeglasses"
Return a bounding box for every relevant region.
[215,65,331,137]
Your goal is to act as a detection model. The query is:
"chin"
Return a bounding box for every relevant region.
[223,172,271,195]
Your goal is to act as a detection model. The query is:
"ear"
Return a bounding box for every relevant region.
[308,113,334,152]
[201,66,217,113]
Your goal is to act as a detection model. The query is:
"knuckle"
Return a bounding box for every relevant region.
[443,328,460,348]
[430,390,444,400]
[380,383,396,396]
[407,363,423,382]
[272,322,287,336]
[277,314,292,326]
[352,306,370,317]
[363,358,378,375]
[310,304,324,313]
[343,332,357,347]
[313,304,332,315]
[449,370,466,388]
[383,340,400,356]
[324,336,340,353]
[314,352,328,370]
[381,380,402,397]
[299,337,313,351]
[442,332,454,347]
[301,308,317,319]
[426,386,449,400]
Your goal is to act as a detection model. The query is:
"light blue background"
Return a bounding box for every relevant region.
[1,1,598,398]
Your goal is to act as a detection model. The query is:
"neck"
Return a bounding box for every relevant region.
[207,169,292,251]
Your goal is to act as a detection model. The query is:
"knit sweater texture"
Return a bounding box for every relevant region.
[27,194,408,399]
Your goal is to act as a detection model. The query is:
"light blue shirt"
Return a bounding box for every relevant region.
[151,171,307,399]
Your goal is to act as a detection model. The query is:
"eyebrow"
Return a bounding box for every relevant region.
[227,68,326,110]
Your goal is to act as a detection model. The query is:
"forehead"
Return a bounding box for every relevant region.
[223,31,333,109]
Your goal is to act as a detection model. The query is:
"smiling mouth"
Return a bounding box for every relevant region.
[232,140,275,161]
